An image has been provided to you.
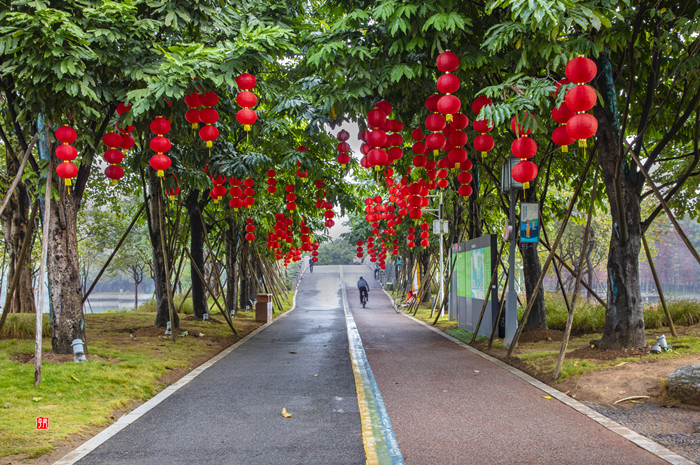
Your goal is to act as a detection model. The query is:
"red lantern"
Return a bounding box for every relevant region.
[425,114,446,132]
[565,56,597,84]
[566,113,598,147]
[367,129,387,148]
[200,91,219,107]
[565,85,597,112]
[472,96,492,115]
[56,161,78,186]
[374,100,393,115]
[120,134,135,151]
[149,136,172,153]
[337,129,350,141]
[149,117,171,135]
[511,136,537,160]
[116,103,131,115]
[458,171,472,185]
[511,160,538,189]
[438,95,461,122]
[458,185,473,197]
[425,94,441,112]
[551,102,575,124]
[411,128,425,141]
[367,109,386,129]
[236,73,257,90]
[199,125,219,148]
[199,108,219,125]
[150,153,171,177]
[236,91,258,108]
[473,119,493,133]
[103,149,123,165]
[236,108,257,132]
[449,131,468,147]
[436,51,459,72]
[55,144,77,161]
[102,132,122,148]
[337,153,350,167]
[448,148,468,169]
[552,125,576,152]
[510,114,536,136]
[437,73,460,94]
[104,164,124,182]
[425,133,446,153]
[450,113,469,130]
[55,125,77,144]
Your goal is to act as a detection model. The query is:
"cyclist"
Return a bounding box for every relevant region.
[357,276,369,305]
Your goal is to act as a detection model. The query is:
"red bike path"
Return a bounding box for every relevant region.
[341,265,690,465]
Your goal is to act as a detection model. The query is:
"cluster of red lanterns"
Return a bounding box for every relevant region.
[198,91,220,149]
[356,239,364,259]
[245,218,255,242]
[336,129,351,168]
[285,184,297,211]
[227,177,243,209]
[300,219,314,252]
[472,96,495,160]
[563,56,598,148]
[266,169,277,194]
[54,125,79,186]
[149,116,172,178]
[115,103,136,151]
[102,130,125,183]
[419,222,430,247]
[435,50,462,122]
[235,73,257,132]
[510,113,539,190]
[360,100,402,171]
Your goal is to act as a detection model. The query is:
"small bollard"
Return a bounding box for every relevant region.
[203,313,210,322]
[71,339,86,362]
[165,321,172,335]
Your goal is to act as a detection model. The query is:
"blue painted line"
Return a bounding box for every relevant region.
[340,266,404,465]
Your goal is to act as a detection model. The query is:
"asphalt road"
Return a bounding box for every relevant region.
[59,264,691,465]
[73,268,363,465]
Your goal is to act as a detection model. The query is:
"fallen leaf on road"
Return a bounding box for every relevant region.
[614,361,627,367]
[281,408,292,418]
[543,396,553,400]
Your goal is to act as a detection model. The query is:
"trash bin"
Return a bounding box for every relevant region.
[255,293,273,323]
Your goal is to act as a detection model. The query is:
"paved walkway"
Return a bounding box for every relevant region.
[54,265,693,465]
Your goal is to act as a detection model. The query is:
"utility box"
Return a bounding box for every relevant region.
[255,293,273,323]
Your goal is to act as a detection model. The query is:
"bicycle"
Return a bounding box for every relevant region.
[360,290,368,308]
[393,293,417,313]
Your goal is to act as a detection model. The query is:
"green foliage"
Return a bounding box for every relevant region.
[315,239,356,265]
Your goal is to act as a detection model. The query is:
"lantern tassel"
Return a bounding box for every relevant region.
[206,141,212,148]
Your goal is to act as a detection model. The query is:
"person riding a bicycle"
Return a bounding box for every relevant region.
[357,277,369,305]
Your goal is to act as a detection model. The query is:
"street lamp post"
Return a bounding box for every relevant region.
[426,191,448,316]
[501,157,522,348]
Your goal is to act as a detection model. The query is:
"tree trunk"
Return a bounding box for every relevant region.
[467,167,482,240]
[239,238,250,309]
[0,164,36,314]
[594,60,645,349]
[134,278,139,310]
[225,216,238,314]
[147,171,178,328]
[47,192,85,354]
[185,191,207,318]
[519,188,547,331]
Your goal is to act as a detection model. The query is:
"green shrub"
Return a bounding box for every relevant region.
[0,314,51,339]
[644,299,700,329]
[530,292,699,333]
